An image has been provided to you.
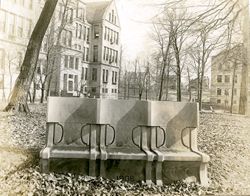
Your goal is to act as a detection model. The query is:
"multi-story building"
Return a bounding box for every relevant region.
[210,45,243,113]
[0,0,39,101]
[0,0,120,102]
[39,0,120,100]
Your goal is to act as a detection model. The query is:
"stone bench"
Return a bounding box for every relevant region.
[40,97,209,186]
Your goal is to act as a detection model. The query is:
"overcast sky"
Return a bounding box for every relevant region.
[115,0,161,60]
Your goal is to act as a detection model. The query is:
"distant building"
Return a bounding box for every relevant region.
[0,0,120,102]
[187,77,210,102]
[210,45,244,113]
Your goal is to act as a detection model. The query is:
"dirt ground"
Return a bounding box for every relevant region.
[0,104,250,195]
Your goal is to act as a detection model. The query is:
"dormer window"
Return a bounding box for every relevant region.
[111,10,114,23]
[94,25,99,39]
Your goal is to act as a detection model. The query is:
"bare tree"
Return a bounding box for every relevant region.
[151,23,171,101]
[4,0,58,112]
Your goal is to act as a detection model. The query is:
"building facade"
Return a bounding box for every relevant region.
[0,0,120,102]
[0,0,39,101]
[210,45,243,113]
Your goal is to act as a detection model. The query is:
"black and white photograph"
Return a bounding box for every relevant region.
[0,0,250,195]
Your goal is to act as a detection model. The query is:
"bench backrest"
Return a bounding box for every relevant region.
[47,97,198,151]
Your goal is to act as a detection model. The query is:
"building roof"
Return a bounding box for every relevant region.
[86,1,111,23]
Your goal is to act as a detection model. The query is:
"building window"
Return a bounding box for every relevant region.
[103,69,109,83]
[70,56,74,69]
[92,68,97,81]
[92,87,96,93]
[75,58,79,70]
[9,14,15,36]
[107,28,110,41]
[79,24,82,39]
[87,28,90,42]
[217,99,221,104]
[62,30,72,47]
[93,45,98,62]
[17,17,24,38]
[104,27,107,40]
[63,74,67,91]
[64,55,69,68]
[225,89,229,96]
[75,23,78,38]
[94,25,99,39]
[106,48,109,61]
[218,63,222,70]
[224,100,228,105]
[68,8,73,23]
[225,75,230,83]
[112,10,114,23]
[103,47,106,61]
[68,31,72,47]
[85,68,88,80]
[74,75,78,91]
[217,88,221,96]
[81,67,84,80]
[0,49,5,69]
[115,51,118,63]
[86,48,89,61]
[83,47,85,61]
[116,32,119,44]
[76,4,84,20]
[217,75,222,83]
[68,81,73,91]
[58,3,63,20]
[233,100,237,104]
[0,10,6,33]
[112,71,118,84]
[83,26,86,40]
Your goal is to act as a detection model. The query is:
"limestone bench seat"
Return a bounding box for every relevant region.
[40,97,209,186]
[43,145,206,161]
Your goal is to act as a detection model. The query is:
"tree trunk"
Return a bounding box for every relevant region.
[176,56,181,102]
[187,67,191,102]
[46,74,52,99]
[32,81,36,103]
[2,74,6,101]
[3,0,58,112]
[165,59,170,101]
[239,59,248,114]
[40,83,45,103]
[230,60,237,113]
[27,91,32,103]
[158,60,166,101]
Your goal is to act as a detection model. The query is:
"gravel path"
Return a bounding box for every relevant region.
[0,105,250,195]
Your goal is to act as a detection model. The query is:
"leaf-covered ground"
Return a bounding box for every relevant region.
[0,104,250,195]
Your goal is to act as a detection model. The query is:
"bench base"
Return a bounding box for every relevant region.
[40,157,208,186]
